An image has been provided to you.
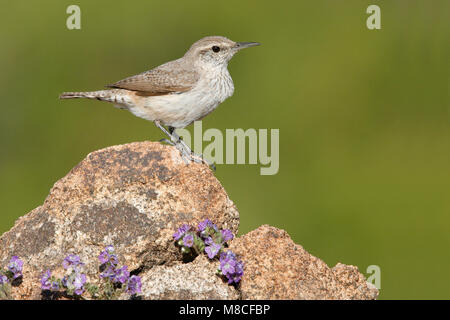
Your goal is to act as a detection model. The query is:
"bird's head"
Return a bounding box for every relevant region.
[184,36,260,68]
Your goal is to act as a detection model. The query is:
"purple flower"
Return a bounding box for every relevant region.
[0,274,8,285]
[173,224,191,241]
[205,243,222,259]
[221,229,234,242]
[41,269,60,291]
[40,270,52,290]
[183,234,194,247]
[61,276,67,287]
[7,256,23,279]
[73,273,86,295]
[114,266,130,284]
[100,264,116,280]
[99,245,118,266]
[204,236,214,246]
[98,251,109,265]
[220,256,236,275]
[197,219,218,233]
[230,261,244,283]
[197,219,211,232]
[50,280,60,291]
[198,219,219,241]
[220,250,236,261]
[62,254,84,271]
[219,251,244,284]
[104,245,114,254]
[126,275,142,295]
[64,272,86,295]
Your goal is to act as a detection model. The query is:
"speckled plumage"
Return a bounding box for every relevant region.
[60,36,260,128]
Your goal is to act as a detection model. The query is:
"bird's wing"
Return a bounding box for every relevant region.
[106,60,199,96]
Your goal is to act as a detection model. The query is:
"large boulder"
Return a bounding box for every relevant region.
[0,141,377,300]
[0,142,239,299]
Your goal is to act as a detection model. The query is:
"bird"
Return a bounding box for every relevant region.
[59,36,260,168]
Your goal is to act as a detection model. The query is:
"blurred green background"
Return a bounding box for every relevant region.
[0,0,448,299]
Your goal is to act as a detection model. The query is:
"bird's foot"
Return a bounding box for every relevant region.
[173,141,192,164]
[159,138,175,146]
[183,152,216,171]
[173,140,216,171]
[154,121,215,170]
[187,151,216,171]
[159,137,190,163]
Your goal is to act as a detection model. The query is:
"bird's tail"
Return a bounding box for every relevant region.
[59,90,113,101]
[59,89,135,110]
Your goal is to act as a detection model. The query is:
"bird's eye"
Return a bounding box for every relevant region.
[212,46,220,53]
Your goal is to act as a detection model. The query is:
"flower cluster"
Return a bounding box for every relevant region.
[173,219,243,284]
[0,256,23,298]
[218,251,244,284]
[62,255,87,295]
[1,256,23,282]
[40,246,141,299]
[6,256,23,280]
[174,219,234,259]
[40,270,60,291]
[98,245,142,297]
[40,254,87,296]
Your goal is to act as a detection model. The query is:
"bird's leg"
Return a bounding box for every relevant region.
[169,128,216,171]
[154,121,191,162]
[154,121,216,170]
[168,128,193,154]
[154,120,177,144]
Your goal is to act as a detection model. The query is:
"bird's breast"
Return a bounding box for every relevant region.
[202,69,235,103]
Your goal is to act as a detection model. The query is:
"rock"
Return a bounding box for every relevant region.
[0,142,377,300]
[0,141,239,299]
[136,255,239,300]
[228,225,378,300]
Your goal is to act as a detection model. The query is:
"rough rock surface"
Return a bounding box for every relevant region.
[0,142,238,299]
[229,225,378,300]
[136,255,239,300]
[0,142,378,300]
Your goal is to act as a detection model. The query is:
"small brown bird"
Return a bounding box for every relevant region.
[60,36,260,167]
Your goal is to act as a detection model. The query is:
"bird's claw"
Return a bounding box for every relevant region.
[159,138,175,146]
[188,152,216,171]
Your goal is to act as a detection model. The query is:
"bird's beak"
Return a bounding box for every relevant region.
[235,42,261,50]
